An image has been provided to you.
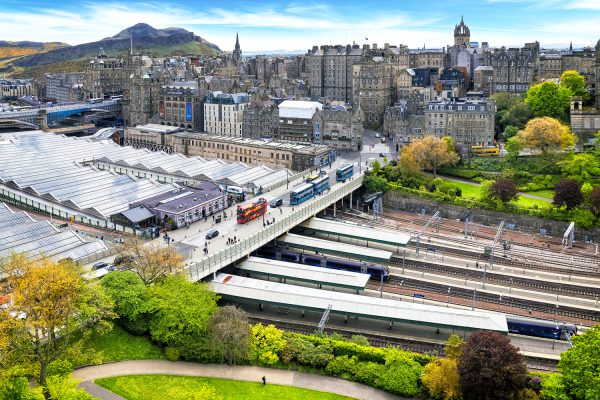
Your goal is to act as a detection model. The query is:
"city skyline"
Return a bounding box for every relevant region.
[0,0,599,52]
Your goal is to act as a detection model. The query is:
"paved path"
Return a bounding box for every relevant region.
[74,360,403,400]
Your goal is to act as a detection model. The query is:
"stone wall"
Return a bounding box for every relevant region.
[383,190,600,241]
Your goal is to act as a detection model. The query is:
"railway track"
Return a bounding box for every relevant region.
[247,315,558,371]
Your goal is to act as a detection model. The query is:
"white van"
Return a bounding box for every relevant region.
[226,186,244,195]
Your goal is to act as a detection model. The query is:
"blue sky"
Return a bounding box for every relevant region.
[0,0,599,52]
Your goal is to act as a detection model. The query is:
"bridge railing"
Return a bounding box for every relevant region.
[187,173,364,281]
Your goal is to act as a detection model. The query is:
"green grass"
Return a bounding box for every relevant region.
[439,178,551,208]
[96,375,356,400]
[524,189,554,199]
[81,324,164,364]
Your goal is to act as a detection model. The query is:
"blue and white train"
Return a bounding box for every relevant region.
[253,246,389,281]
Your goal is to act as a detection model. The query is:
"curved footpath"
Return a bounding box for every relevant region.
[73,360,403,400]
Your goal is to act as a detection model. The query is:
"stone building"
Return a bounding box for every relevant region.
[167,133,335,171]
[203,91,249,136]
[569,39,600,142]
[242,98,279,139]
[45,73,84,103]
[125,123,180,152]
[352,59,397,128]
[562,47,596,88]
[232,33,242,66]
[383,100,425,146]
[307,44,365,103]
[83,48,124,99]
[277,100,323,143]
[424,96,496,146]
[473,66,494,96]
[454,16,470,47]
[409,48,446,71]
[539,52,563,80]
[122,54,168,126]
[489,43,539,93]
[158,81,203,131]
[320,106,364,151]
[0,79,33,100]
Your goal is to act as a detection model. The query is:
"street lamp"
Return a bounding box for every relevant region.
[447,287,451,307]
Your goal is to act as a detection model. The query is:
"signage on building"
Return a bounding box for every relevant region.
[185,102,192,122]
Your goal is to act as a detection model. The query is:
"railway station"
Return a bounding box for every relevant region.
[211,273,509,334]
[297,217,412,250]
[234,256,370,292]
[276,233,393,263]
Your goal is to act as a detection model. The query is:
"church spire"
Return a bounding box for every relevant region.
[235,32,240,50]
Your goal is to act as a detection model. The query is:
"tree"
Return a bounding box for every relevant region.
[249,324,286,366]
[0,257,114,385]
[540,373,570,400]
[148,275,219,350]
[589,186,600,215]
[558,153,600,182]
[117,238,184,284]
[553,179,583,210]
[401,135,460,178]
[517,117,576,156]
[423,358,462,400]
[502,125,519,141]
[560,70,588,99]
[525,81,572,121]
[505,136,523,162]
[444,334,464,360]
[363,174,389,193]
[489,178,519,204]
[458,330,527,400]
[210,305,251,365]
[557,324,600,400]
[101,271,150,334]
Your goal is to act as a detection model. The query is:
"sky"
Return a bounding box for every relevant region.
[0,0,599,52]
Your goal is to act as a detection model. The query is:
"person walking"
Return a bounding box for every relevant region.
[261,376,266,385]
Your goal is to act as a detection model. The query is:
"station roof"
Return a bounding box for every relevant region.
[211,274,508,333]
[277,233,393,262]
[237,256,370,291]
[0,203,108,262]
[299,218,411,247]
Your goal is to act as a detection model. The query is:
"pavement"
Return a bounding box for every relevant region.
[73,360,404,400]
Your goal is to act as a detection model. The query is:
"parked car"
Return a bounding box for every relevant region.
[375,133,380,138]
[113,255,134,267]
[270,198,283,208]
[206,229,219,240]
[379,152,385,157]
[92,261,109,270]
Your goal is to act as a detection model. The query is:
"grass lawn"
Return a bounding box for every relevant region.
[80,324,163,364]
[440,178,551,208]
[524,189,554,199]
[96,375,356,400]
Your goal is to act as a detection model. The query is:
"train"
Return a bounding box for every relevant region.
[289,176,331,205]
[253,245,389,281]
[237,198,267,224]
[505,315,577,340]
[336,163,354,182]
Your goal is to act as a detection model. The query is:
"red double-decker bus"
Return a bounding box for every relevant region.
[237,198,267,224]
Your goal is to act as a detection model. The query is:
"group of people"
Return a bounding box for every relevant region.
[263,217,276,228]
[227,236,238,245]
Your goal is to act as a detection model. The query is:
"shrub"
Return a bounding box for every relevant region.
[571,208,596,229]
[297,342,334,368]
[165,346,180,362]
[350,335,370,346]
[249,324,286,366]
[352,361,386,386]
[325,355,358,378]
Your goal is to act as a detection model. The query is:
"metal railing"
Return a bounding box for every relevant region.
[187,173,364,280]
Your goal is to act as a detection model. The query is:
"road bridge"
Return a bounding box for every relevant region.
[186,172,364,281]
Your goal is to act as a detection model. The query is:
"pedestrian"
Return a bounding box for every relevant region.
[272,217,275,223]
[280,208,282,214]
[234,236,236,242]
[212,215,215,221]
[476,261,479,269]
[262,376,266,385]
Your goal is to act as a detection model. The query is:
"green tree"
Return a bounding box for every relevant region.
[117,238,185,284]
[101,271,149,333]
[209,305,251,365]
[525,81,572,121]
[560,70,588,99]
[46,375,94,400]
[558,153,600,182]
[363,174,389,193]
[502,125,519,141]
[377,349,422,397]
[540,373,570,400]
[458,330,527,400]
[505,136,523,162]
[249,324,286,366]
[558,324,600,400]
[148,275,219,350]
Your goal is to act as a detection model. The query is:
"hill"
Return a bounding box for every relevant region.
[0,23,221,76]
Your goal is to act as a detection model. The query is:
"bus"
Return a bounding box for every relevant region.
[237,198,267,224]
[86,98,103,104]
[311,175,329,194]
[290,183,314,205]
[304,174,320,183]
[110,95,123,101]
[336,163,354,182]
[471,146,499,156]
